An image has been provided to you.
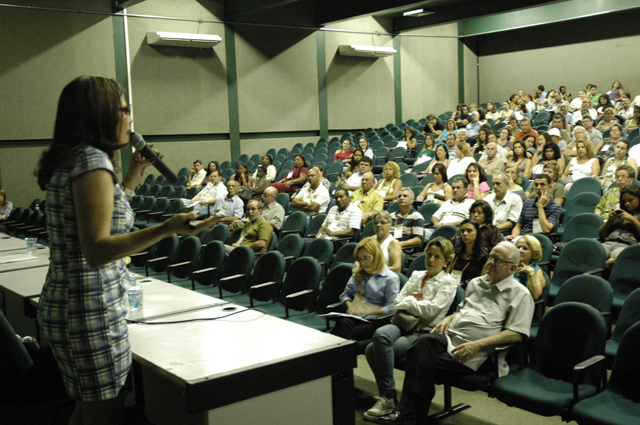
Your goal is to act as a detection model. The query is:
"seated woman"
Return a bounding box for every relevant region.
[624,105,640,131]
[334,139,354,163]
[375,162,403,204]
[561,139,600,193]
[344,148,364,179]
[497,101,514,122]
[437,119,457,144]
[532,132,565,176]
[598,185,640,275]
[446,142,474,178]
[595,123,624,164]
[596,94,615,118]
[469,200,503,251]
[599,139,637,190]
[497,125,514,151]
[248,165,270,200]
[363,237,457,419]
[504,164,524,191]
[371,211,402,273]
[425,144,451,175]
[513,235,546,300]
[0,189,13,233]
[331,237,401,341]
[251,155,276,182]
[230,162,250,187]
[417,163,452,205]
[414,133,436,166]
[485,102,500,120]
[206,161,219,179]
[465,162,490,200]
[450,219,488,289]
[607,81,622,103]
[358,137,374,159]
[400,128,418,157]
[526,160,566,206]
[522,134,537,158]
[596,108,619,133]
[471,128,490,155]
[563,126,591,160]
[507,140,533,179]
[271,154,308,193]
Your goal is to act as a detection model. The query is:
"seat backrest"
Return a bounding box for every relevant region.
[550,238,606,286]
[251,251,285,289]
[302,238,334,265]
[331,242,358,269]
[139,197,156,212]
[158,185,173,198]
[222,245,254,279]
[149,234,178,271]
[205,224,230,244]
[399,173,417,187]
[531,302,606,386]
[608,244,640,299]
[418,202,440,223]
[611,288,640,344]
[559,212,603,242]
[281,211,307,235]
[280,257,322,310]
[359,220,375,239]
[198,240,225,270]
[173,236,201,265]
[554,275,613,315]
[529,233,553,271]
[429,224,457,242]
[404,253,426,277]
[561,192,601,226]
[608,321,640,400]
[304,214,326,238]
[276,234,304,259]
[446,285,465,316]
[565,177,601,202]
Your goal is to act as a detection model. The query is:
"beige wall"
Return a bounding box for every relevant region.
[463,40,479,107]
[400,23,459,121]
[325,17,395,130]
[478,34,640,104]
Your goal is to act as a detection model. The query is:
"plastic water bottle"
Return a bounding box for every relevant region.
[127,274,143,311]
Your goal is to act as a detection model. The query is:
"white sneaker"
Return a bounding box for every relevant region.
[364,396,395,418]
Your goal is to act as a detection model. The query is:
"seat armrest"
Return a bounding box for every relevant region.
[249,281,278,307]
[325,301,344,311]
[168,261,193,270]
[284,289,316,318]
[572,354,606,401]
[218,273,247,297]
[146,256,168,266]
[583,268,604,276]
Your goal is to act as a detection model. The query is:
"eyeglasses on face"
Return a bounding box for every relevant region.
[488,254,514,265]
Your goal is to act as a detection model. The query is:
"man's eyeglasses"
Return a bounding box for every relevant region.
[488,254,514,265]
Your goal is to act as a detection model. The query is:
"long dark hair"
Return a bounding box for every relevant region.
[470,200,494,225]
[621,185,640,214]
[465,162,488,184]
[36,76,125,190]
[454,218,487,261]
[349,149,364,173]
[543,142,562,161]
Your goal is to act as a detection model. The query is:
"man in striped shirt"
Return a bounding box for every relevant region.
[390,188,424,251]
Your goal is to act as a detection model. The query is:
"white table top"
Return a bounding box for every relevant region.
[0,247,50,273]
[0,234,46,253]
[0,266,48,297]
[126,275,227,321]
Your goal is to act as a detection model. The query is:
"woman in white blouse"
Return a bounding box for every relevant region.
[561,139,600,193]
[446,142,474,178]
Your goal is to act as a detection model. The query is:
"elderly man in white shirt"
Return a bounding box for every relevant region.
[483,172,523,231]
[291,167,330,218]
[425,177,474,239]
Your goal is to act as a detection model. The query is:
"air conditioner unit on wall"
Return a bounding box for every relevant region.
[146,32,222,48]
[338,44,397,58]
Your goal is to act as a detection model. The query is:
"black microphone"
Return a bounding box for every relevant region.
[130,132,178,183]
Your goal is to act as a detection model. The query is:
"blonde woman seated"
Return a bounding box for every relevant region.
[372,211,403,273]
[496,101,514,122]
[595,123,624,164]
[446,142,474,178]
[504,164,524,191]
[513,235,546,300]
[331,237,400,341]
[415,134,437,166]
[507,140,533,179]
[363,237,457,419]
[374,162,403,204]
[417,163,452,205]
[437,119,457,144]
[561,139,600,193]
[563,126,591,159]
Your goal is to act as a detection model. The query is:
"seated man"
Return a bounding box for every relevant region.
[444,133,458,159]
[351,172,384,224]
[300,165,331,192]
[526,161,566,206]
[508,174,562,239]
[477,142,505,176]
[210,180,244,223]
[229,185,284,231]
[378,242,534,424]
[464,111,482,139]
[342,157,374,194]
[224,200,273,255]
[390,189,424,250]
[454,104,471,128]
[513,118,538,144]
[484,172,523,231]
[291,167,330,217]
[426,177,474,239]
[181,170,227,216]
[186,159,207,189]
[314,188,362,243]
[595,164,636,221]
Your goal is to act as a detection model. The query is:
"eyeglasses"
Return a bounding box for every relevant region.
[374,221,389,226]
[356,255,373,263]
[488,254,514,265]
[119,107,131,117]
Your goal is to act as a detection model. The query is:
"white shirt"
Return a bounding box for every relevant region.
[190,169,207,187]
[320,204,362,240]
[446,156,474,178]
[484,192,523,226]
[293,184,330,216]
[433,198,475,225]
[197,182,227,203]
[629,144,640,167]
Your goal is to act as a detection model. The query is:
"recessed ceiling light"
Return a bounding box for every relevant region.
[403,8,434,17]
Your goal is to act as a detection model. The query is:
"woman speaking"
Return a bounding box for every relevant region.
[36,76,215,425]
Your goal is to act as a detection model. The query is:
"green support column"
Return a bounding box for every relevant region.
[316,30,329,138]
[393,35,402,125]
[457,22,465,103]
[225,24,241,160]
[112,13,131,174]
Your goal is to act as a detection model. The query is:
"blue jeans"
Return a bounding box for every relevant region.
[365,324,425,398]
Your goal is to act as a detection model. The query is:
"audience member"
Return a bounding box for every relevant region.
[599,139,637,190]
[0,189,13,233]
[230,162,250,187]
[509,174,562,239]
[224,200,273,255]
[291,166,330,217]
[513,235,546,300]
[454,104,471,127]
[181,170,227,216]
[351,172,384,224]
[561,139,599,192]
[363,237,457,420]
[599,184,640,275]
[526,161,566,205]
[251,155,276,181]
[371,211,403,272]
[358,137,374,159]
[447,142,474,177]
[210,180,244,223]
[331,238,400,341]
[271,154,308,193]
[248,165,270,200]
[427,177,474,239]
[465,162,490,200]
[513,118,538,144]
[259,187,285,230]
[334,139,354,163]
[345,149,364,178]
[451,219,488,288]
[477,142,505,176]
[469,200,503,251]
[508,140,533,179]
[374,162,403,204]
[314,188,361,244]
[423,113,444,138]
[484,172,523,231]
[186,159,207,189]
[425,144,451,175]
[417,163,452,204]
[390,189,424,250]
[465,111,482,139]
[377,242,533,425]
[343,156,373,194]
[596,164,636,220]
